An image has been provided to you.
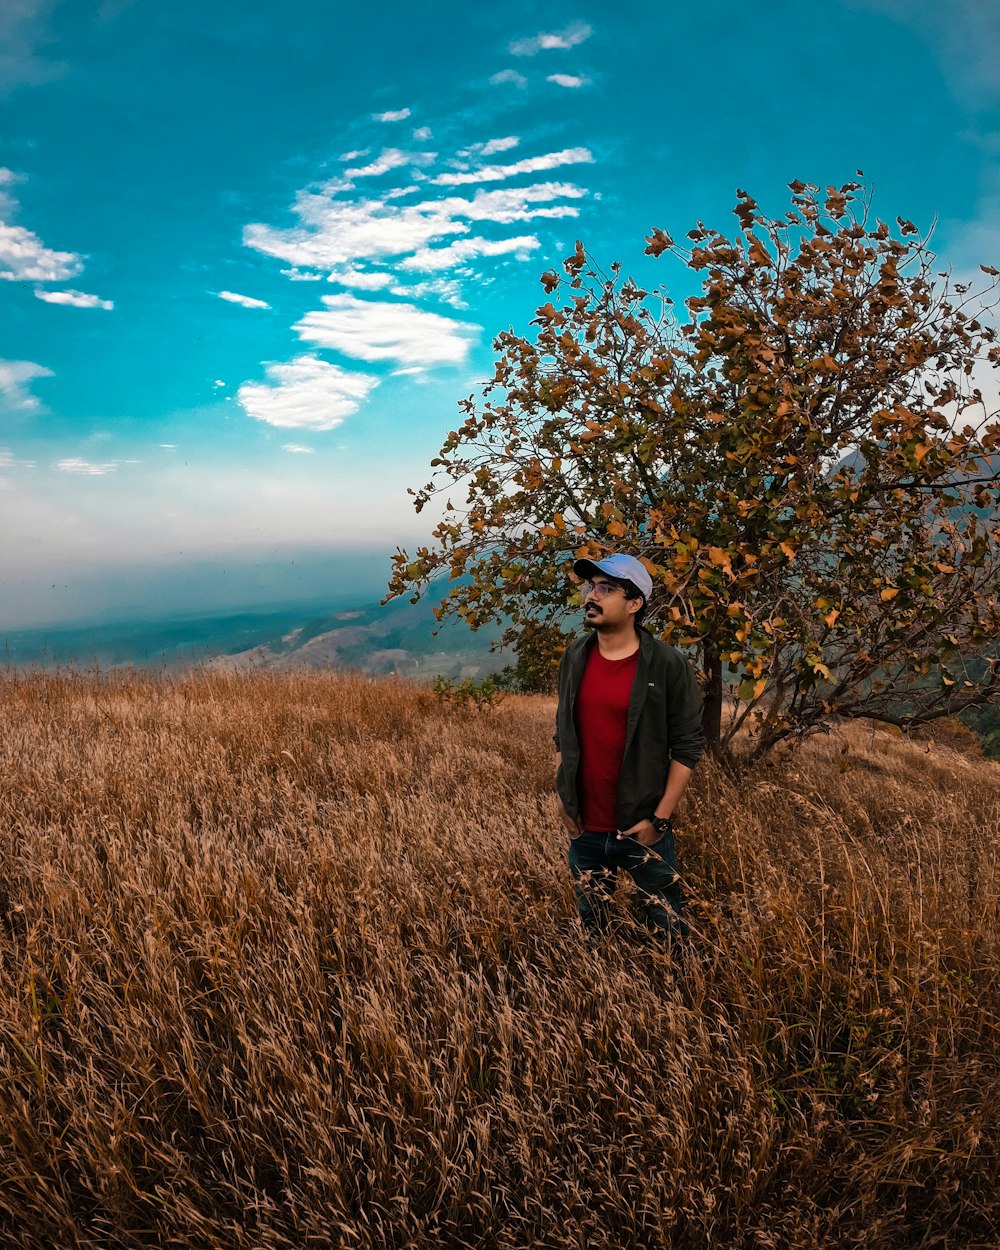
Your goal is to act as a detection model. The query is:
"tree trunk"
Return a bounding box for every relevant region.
[702,642,724,758]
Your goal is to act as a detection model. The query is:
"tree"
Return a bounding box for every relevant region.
[387,181,1000,771]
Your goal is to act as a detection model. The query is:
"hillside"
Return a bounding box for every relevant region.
[1,668,998,1249]
[1,591,504,681]
[206,589,505,679]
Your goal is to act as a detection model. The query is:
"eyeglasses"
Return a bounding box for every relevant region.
[580,580,623,600]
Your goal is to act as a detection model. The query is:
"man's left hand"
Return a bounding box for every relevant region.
[617,819,659,846]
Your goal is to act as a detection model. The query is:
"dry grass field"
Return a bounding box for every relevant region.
[1,667,998,1249]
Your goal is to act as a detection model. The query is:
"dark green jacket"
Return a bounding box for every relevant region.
[553,627,705,829]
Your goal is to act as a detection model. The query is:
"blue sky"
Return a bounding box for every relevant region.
[1,0,999,627]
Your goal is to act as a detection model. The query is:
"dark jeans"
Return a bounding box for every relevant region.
[568,826,686,940]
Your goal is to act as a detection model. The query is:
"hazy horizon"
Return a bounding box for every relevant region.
[0,545,396,632]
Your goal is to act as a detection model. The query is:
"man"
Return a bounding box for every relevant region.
[553,553,705,942]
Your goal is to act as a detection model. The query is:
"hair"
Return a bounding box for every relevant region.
[614,578,648,628]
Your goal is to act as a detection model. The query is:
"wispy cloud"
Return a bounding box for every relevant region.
[326,267,394,290]
[389,277,467,308]
[280,267,324,281]
[0,223,81,281]
[399,235,540,273]
[0,358,53,410]
[547,73,587,89]
[413,126,432,141]
[282,443,315,454]
[510,22,591,56]
[0,0,68,96]
[0,169,83,283]
[432,146,592,186]
[490,69,527,88]
[480,136,520,156]
[850,0,1000,106]
[0,448,36,470]
[373,107,411,122]
[238,112,596,428]
[54,457,120,475]
[34,287,113,310]
[294,293,479,365]
[344,148,434,179]
[218,290,270,309]
[237,354,378,431]
[245,181,585,276]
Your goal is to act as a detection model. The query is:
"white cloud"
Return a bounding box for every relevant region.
[432,146,592,186]
[450,181,587,223]
[389,277,468,308]
[490,69,527,88]
[243,120,595,362]
[0,222,82,283]
[413,126,432,141]
[0,167,84,282]
[374,108,411,122]
[400,235,540,273]
[34,287,113,310]
[345,148,433,179]
[245,180,585,274]
[237,354,378,431]
[55,458,120,476]
[340,148,368,161]
[280,267,324,281]
[218,290,270,309]
[326,267,394,290]
[159,443,176,448]
[0,448,36,470]
[480,136,520,156]
[0,167,21,217]
[282,443,315,453]
[213,379,225,388]
[510,22,592,55]
[0,358,53,410]
[294,293,479,365]
[547,74,587,89]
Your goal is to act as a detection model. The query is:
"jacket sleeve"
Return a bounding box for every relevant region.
[667,651,705,768]
[553,650,566,750]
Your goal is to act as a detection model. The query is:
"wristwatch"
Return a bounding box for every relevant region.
[652,815,673,837]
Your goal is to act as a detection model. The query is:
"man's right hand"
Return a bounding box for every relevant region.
[560,803,582,838]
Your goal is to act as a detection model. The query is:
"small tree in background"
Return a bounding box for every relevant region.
[387,181,1000,771]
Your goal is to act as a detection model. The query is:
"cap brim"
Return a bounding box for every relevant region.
[573,558,607,581]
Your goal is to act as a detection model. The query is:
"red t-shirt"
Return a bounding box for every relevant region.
[574,643,638,832]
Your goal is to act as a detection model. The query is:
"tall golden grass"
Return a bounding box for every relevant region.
[1,667,998,1249]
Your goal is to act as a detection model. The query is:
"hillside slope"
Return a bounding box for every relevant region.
[208,590,504,679]
[1,669,998,1249]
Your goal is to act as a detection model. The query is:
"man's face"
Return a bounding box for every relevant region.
[582,576,640,630]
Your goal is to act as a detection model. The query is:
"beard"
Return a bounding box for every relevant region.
[583,607,603,629]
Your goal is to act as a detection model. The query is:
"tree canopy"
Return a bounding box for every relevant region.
[387,181,1000,769]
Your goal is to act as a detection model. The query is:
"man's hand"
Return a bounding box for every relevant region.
[559,802,582,838]
[617,819,660,846]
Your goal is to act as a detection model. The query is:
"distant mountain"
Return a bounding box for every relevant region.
[206,590,507,679]
[1,591,506,681]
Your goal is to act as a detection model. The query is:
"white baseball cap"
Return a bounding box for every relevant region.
[573,553,653,601]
